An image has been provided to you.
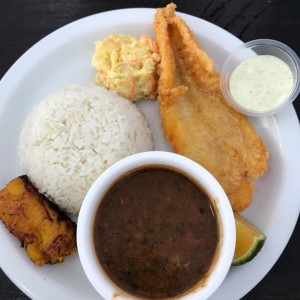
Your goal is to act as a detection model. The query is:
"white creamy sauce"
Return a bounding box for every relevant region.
[229,55,294,111]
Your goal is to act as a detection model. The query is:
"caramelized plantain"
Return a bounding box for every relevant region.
[0,176,77,266]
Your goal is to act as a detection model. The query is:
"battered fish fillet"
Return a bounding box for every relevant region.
[153,3,269,211]
[0,176,77,265]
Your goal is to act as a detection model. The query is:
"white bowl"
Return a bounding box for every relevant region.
[77,151,236,300]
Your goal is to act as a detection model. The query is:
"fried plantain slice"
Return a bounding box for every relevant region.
[0,176,77,266]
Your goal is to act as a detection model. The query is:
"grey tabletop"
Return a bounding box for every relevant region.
[0,0,299,299]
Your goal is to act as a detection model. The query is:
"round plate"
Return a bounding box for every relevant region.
[0,8,300,300]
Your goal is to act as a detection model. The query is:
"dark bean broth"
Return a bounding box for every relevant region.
[93,167,219,299]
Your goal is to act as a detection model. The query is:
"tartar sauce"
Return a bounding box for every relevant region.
[229,55,294,112]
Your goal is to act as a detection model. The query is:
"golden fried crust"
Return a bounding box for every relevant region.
[153,3,269,211]
[0,176,77,265]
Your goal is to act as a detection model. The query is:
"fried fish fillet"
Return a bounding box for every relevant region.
[0,176,77,265]
[153,3,269,211]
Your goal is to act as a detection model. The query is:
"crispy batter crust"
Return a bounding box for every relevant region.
[153,3,269,211]
[0,176,77,265]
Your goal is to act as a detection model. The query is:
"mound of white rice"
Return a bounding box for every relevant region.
[19,84,153,215]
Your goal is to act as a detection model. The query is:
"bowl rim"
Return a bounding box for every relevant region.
[77,151,236,300]
[220,39,300,117]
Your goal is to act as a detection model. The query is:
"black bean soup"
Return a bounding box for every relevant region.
[93,167,219,299]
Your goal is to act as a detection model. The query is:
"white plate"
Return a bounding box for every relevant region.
[0,8,300,300]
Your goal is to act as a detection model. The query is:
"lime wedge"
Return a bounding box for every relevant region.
[232,213,266,266]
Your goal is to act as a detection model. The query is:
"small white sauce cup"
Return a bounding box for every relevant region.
[220,39,300,117]
[77,151,236,300]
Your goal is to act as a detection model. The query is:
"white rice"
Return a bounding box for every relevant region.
[19,84,153,215]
